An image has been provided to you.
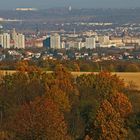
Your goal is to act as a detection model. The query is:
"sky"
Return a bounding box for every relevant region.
[1,0,140,9]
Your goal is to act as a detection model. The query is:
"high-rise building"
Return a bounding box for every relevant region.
[61,41,65,49]
[98,35,110,44]
[86,37,96,49]
[0,25,4,34]
[43,36,51,48]
[17,34,25,49]
[0,33,10,49]
[50,33,61,49]
[14,34,25,49]
[11,28,16,40]
[11,28,25,49]
[0,34,3,47]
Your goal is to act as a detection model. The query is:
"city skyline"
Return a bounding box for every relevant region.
[1,0,140,10]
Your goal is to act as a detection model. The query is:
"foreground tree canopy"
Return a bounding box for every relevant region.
[0,63,138,140]
[11,98,70,140]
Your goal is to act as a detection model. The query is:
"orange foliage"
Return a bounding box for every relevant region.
[16,60,41,73]
[94,100,128,140]
[46,85,71,112]
[54,64,79,100]
[11,98,70,140]
[110,92,132,118]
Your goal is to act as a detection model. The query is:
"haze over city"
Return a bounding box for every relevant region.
[1,0,140,9]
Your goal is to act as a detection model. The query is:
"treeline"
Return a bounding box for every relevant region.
[1,59,140,72]
[0,61,140,139]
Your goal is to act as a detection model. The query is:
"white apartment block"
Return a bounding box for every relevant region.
[86,37,96,49]
[50,34,61,49]
[14,33,25,49]
[0,33,10,49]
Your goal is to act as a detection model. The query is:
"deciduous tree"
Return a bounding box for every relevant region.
[11,98,70,140]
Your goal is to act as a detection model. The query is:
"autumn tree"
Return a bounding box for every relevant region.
[77,72,125,101]
[54,64,79,103]
[76,72,132,140]
[16,61,29,72]
[16,60,42,77]
[0,70,46,130]
[87,100,128,140]
[76,72,125,126]
[109,92,132,118]
[53,64,82,139]
[85,91,132,140]
[0,72,44,105]
[11,98,70,140]
[45,84,71,112]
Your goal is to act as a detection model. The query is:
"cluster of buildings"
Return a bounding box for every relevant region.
[0,28,25,49]
[1,27,140,50]
[42,31,140,50]
[42,32,106,49]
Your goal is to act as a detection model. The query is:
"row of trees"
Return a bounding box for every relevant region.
[0,61,139,139]
[1,59,140,72]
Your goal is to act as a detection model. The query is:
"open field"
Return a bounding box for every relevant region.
[113,73,140,89]
[72,72,140,90]
[0,71,140,90]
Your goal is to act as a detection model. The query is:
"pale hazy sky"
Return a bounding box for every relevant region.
[1,0,140,9]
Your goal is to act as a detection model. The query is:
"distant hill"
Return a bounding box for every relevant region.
[0,8,140,23]
[1,8,140,32]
